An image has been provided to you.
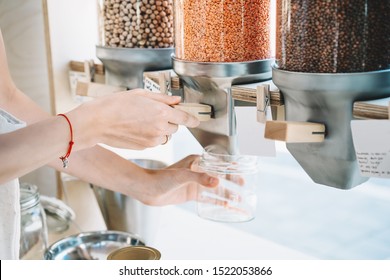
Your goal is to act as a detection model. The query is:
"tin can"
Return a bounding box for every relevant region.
[107,246,161,260]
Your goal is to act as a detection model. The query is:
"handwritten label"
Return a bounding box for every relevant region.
[143,77,161,93]
[68,70,89,96]
[351,120,390,178]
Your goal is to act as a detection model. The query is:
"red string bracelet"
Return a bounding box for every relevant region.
[58,113,74,168]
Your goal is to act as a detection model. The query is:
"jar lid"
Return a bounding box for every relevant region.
[19,183,40,210]
[40,196,76,233]
[107,246,161,260]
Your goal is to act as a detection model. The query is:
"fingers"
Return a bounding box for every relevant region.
[135,90,181,105]
[132,90,200,128]
[173,168,219,189]
[168,107,200,128]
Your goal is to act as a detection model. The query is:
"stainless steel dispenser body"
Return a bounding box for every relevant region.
[173,58,272,154]
[273,0,390,189]
[273,68,390,189]
[97,0,175,88]
[172,0,273,154]
[96,46,174,89]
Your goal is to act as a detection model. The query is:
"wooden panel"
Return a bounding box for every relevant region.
[0,0,58,197]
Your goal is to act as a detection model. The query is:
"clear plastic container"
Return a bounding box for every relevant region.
[19,183,48,260]
[173,0,272,62]
[196,146,260,223]
[99,0,174,48]
[275,0,390,73]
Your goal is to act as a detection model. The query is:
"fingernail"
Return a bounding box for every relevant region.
[208,177,219,186]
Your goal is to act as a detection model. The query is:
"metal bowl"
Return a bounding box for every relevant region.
[92,159,168,244]
[44,230,145,260]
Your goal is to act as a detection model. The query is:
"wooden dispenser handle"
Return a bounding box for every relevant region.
[173,103,212,122]
[265,121,326,143]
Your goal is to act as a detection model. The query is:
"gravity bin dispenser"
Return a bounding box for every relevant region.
[96,0,175,89]
[273,0,390,189]
[172,0,273,154]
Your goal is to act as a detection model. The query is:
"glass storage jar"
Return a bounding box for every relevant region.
[196,146,260,223]
[275,0,390,73]
[173,0,272,62]
[19,183,48,260]
[99,0,174,48]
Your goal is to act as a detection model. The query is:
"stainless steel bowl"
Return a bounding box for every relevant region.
[92,159,167,244]
[44,230,144,260]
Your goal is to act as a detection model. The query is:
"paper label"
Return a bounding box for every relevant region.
[351,120,390,178]
[68,70,89,96]
[143,77,161,93]
[236,107,276,157]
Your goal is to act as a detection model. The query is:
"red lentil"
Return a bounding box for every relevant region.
[174,0,271,62]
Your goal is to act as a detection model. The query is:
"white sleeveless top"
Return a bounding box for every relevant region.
[0,109,26,259]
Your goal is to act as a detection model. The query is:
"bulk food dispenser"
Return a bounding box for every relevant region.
[273,0,390,188]
[172,0,273,154]
[94,0,176,244]
[97,0,175,88]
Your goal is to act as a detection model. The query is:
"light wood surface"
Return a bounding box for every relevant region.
[71,65,389,120]
[76,81,125,97]
[265,121,326,143]
[0,0,58,196]
[173,103,212,122]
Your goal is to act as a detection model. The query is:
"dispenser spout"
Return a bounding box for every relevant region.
[172,58,273,155]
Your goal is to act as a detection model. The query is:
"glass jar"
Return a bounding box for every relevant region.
[275,0,390,73]
[173,0,272,62]
[19,183,48,260]
[196,146,260,223]
[99,0,174,48]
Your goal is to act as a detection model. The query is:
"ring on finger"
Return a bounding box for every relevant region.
[161,135,171,145]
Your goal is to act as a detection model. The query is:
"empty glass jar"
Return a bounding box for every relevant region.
[100,0,174,48]
[19,183,48,259]
[275,0,390,73]
[196,146,260,223]
[173,0,272,62]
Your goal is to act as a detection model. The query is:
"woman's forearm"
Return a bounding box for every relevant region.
[48,144,148,199]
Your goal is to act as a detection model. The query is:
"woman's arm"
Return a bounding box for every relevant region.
[0,29,217,205]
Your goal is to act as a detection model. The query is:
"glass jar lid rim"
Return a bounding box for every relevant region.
[200,148,259,174]
[19,183,40,210]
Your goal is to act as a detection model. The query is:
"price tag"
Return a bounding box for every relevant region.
[351,120,390,178]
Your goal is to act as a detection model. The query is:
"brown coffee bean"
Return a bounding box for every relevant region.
[276,0,390,73]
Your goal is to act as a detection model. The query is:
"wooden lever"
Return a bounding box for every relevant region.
[173,103,212,122]
[265,121,326,143]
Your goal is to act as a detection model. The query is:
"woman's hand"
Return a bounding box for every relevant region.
[133,155,219,206]
[68,89,200,150]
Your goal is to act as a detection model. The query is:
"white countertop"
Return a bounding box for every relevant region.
[150,205,313,260]
[54,179,313,260]
[52,126,390,260]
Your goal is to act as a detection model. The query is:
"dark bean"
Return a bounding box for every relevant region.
[276,0,390,73]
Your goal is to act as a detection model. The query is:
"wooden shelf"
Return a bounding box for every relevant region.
[69,62,389,120]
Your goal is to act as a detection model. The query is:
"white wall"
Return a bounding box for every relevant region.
[46,0,100,113]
